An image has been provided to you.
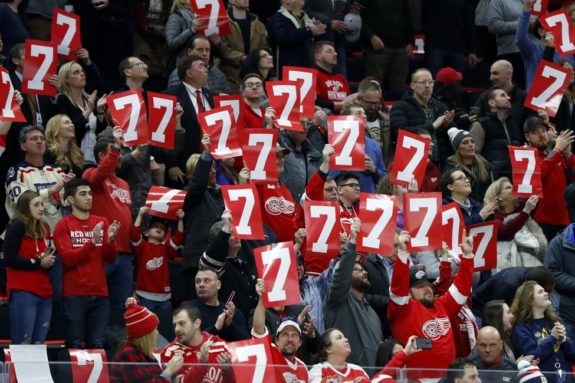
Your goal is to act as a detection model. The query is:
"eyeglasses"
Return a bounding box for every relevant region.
[130,62,147,68]
[245,82,263,88]
[340,183,360,189]
[353,267,365,272]
[260,53,273,59]
[412,80,435,86]
[453,175,470,182]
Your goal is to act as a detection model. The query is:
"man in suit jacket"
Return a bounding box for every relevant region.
[165,54,215,189]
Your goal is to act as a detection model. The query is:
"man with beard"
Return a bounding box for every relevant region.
[323,219,382,372]
[388,230,475,373]
[161,306,235,383]
[523,116,575,240]
[252,279,309,382]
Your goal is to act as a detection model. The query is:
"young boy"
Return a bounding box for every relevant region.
[131,206,184,311]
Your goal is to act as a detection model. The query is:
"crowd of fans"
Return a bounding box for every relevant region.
[2,0,575,382]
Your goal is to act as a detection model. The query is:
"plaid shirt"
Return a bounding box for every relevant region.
[110,341,169,383]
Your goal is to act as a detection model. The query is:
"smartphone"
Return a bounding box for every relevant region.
[415,337,432,350]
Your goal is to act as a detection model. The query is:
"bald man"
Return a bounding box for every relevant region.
[468,326,517,383]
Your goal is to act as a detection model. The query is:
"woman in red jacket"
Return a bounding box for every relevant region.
[4,190,55,343]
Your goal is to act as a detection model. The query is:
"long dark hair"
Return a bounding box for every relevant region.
[13,190,47,238]
[239,48,274,81]
[313,328,338,363]
[482,300,514,354]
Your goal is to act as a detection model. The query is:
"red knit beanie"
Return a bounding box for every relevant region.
[124,298,159,338]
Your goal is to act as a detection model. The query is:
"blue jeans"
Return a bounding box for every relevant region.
[106,253,133,309]
[137,296,172,312]
[63,296,109,348]
[48,253,62,302]
[426,48,466,77]
[10,290,52,344]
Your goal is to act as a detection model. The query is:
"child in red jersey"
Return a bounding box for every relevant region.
[131,207,184,312]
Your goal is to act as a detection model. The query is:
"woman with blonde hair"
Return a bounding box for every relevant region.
[44,114,85,177]
[511,281,575,382]
[56,60,107,166]
[484,177,546,272]
[4,190,55,344]
[110,297,184,382]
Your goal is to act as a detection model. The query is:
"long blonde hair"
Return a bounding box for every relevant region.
[447,150,490,183]
[130,330,157,357]
[13,190,47,238]
[484,177,511,212]
[45,114,84,171]
[170,0,191,13]
[511,281,560,324]
[58,61,89,101]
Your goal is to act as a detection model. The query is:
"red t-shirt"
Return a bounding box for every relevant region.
[308,361,369,383]
[316,70,350,103]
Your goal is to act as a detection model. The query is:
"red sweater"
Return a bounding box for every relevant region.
[534,150,575,226]
[256,182,296,242]
[54,214,118,297]
[130,226,182,297]
[316,69,350,103]
[5,222,52,299]
[238,101,265,145]
[82,148,133,253]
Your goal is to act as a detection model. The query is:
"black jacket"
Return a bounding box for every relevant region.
[472,267,532,315]
[363,253,392,337]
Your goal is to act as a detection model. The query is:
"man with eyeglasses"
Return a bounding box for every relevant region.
[313,40,350,113]
[237,74,269,138]
[390,68,456,168]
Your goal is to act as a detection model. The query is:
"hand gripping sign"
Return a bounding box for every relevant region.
[391,129,430,189]
[228,337,277,383]
[242,129,279,183]
[107,89,149,146]
[304,200,340,261]
[524,60,571,117]
[51,7,82,60]
[266,81,304,131]
[403,192,442,252]
[200,106,242,159]
[145,186,187,220]
[22,39,58,96]
[442,202,465,259]
[282,66,318,119]
[254,241,300,308]
[148,92,177,150]
[0,68,26,122]
[328,115,366,171]
[468,221,499,272]
[221,184,265,240]
[509,146,543,198]
[357,193,398,255]
[190,0,231,37]
[541,9,575,55]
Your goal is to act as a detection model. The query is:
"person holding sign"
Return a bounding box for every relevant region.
[523,116,575,241]
[130,206,184,312]
[324,218,383,372]
[111,297,184,383]
[388,230,475,373]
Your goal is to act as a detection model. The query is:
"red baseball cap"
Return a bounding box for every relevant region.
[436,67,463,86]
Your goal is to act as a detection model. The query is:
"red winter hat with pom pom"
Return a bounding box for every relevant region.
[124,298,159,338]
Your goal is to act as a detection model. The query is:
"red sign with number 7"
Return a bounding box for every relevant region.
[144,186,187,220]
[524,60,571,117]
[509,146,543,198]
[254,242,300,308]
[541,9,575,55]
[468,221,499,272]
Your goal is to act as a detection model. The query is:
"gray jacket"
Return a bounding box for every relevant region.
[324,243,383,370]
[487,0,522,55]
[167,65,232,95]
[165,8,196,51]
[544,224,575,329]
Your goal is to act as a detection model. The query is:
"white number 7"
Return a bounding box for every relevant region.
[112,94,141,142]
[531,65,568,108]
[150,189,181,214]
[55,12,77,56]
[514,149,536,194]
[408,198,437,248]
[334,119,359,166]
[396,135,425,183]
[545,13,575,53]
[228,188,255,236]
[286,70,312,114]
[196,0,220,36]
[468,224,494,269]
[248,133,273,180]
[1,71,15,119]
[205,109,233,156]
[310,205,336,253]
[361,198,394,249]
[76,352,103,383]
[236,344,267,383]
[272,84,298,128]
[262,246,291,302]
[151,96,174,144]
[27,45,54,91]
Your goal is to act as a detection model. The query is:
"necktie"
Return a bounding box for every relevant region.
[195,89,205,114]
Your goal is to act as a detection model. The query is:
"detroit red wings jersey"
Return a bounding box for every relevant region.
[269,343,308,383]
[160,332,234,383]
[388,255,474,370]
[256,183,296,242]
[308,362,369,383]
[316,70,350,102]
